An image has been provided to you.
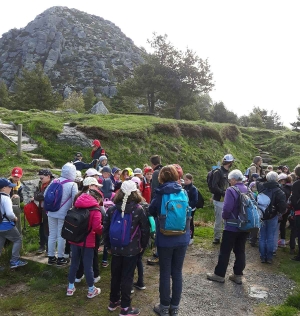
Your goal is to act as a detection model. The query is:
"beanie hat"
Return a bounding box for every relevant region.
[99,155,108,163]
[101,166,112,174]
[120,180,137,217]
[100,178,114,199]
[92,139,101,147]
[11,167,23,177]
[112,167,121,175]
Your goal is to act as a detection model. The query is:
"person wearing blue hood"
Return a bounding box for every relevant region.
[45,163,78,266]
[149,165,190,316]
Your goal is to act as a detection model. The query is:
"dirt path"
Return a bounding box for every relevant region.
[142,244,295,316]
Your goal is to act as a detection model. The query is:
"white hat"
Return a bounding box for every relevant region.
[133,168,143,175]
[223,154,234,162]
[278,173,287,181]
[75,171,83,182]
[85,168,101,177]
[83,177,102,187]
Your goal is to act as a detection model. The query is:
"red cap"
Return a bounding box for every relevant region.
[92,139,101,147]
[143,166,153,174]
[11,167,23,178]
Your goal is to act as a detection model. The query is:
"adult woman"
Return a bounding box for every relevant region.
[207,169,249,284]
[149,165,189,316]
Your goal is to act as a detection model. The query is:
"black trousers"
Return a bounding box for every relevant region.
[110,254,138,308]
[214,230,249,278]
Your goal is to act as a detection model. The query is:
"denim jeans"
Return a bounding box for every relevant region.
[68,245,94,287]
[157,245,187,307]
[213,200,224,239]
[48,217,65,258]
[259,215,278,260]
[214,230,248,277]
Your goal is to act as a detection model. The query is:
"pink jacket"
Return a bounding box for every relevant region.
[70,193,102,248]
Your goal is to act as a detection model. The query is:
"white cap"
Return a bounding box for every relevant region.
[83,177,102,187]
[223,154,234,162]
[278,173,287,181]
[85,168,101,177]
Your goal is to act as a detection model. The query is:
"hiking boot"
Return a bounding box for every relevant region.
[229,274,242,284]
[10,259,28,269]
[87,286,101,299]
[108,300,121,311]
[206,273,225,283]
[57,257,70,266]
[66,286,76,296]
[133,282,146,290]
[94,276,101,283]
[212,238,220,245]
[102,261,109,268]
[260,257,266,263]
[75,275,84,283]
[119,306,140,315]
[36,246,45,254]
[48,256,57,265]
[292,256,300,261]
[147,256,159,265]
[153,303,169,315]
[170,307,179,315]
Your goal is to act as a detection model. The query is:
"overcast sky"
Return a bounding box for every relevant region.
[1,0,299,126]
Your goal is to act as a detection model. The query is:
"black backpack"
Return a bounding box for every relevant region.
[195,189,204,209]
[207,168,223,193]
[61,206,100,243]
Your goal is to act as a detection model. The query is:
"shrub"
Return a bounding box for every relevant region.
[221,125,240,141]
[178,123,202,138]
[154,123,181,137]
[201,126,223,145]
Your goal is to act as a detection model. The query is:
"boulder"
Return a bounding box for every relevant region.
[89,101,109,115]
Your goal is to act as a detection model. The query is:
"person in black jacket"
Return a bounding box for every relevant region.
[211,154,233,244]
[291,164,300,261]
[72,152,96,171]
[257,171,286,263]
[103,180,150,316]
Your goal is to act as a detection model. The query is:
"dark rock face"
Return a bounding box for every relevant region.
[0,6,144,96]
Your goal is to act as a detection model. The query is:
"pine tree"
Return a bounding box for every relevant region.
[83,88,96,111]
[290,107,300,131]
[0,81,11,108]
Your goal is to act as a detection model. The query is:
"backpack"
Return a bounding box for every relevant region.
[226,186,261,231]
[109,207,140,247]
[103,198,115,212]
[244,167,250,178]
[256,188,277,220]
[207,168,223,193]
[196,189,204,209]
[44,179,72,212]
[0,194,5,224]
[61,206,100,243]
[24,201,41,227]
[159,190,192,236]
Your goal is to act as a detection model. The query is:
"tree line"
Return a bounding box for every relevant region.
[0,33,297,131]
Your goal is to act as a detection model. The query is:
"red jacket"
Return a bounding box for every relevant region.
[140,179,151,204]
[70,193,102,248]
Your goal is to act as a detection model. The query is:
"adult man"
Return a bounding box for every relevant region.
[150,155,163,199]
[0,178,27,269]
[72,152,96,171]
[210,154,234,244]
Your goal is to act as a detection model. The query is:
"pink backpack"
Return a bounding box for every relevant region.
[103,193,115,212]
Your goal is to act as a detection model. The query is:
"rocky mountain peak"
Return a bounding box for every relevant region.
[0,6,144,97]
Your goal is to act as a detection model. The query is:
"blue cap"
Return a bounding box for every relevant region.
[0,178,17,189]
[111,167,120,174]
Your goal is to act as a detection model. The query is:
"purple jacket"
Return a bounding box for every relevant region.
[222,183,248,232]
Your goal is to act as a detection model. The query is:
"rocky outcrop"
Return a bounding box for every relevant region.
[89,101,109,114]
[57,123,92,147]
[0,6,144,97]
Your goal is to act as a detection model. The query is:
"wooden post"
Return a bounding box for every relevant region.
[17,124,22,156]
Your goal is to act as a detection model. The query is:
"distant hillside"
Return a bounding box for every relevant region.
[0,6,144,97]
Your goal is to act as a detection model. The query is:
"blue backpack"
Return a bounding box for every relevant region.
[44,179,72,212]
[109,207,140,248]
[226,186,261,231]
[159,190,192,236]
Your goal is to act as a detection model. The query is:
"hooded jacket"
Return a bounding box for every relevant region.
[149,181,190,247]
[211,166,230,201]
[291,178,300,211]
[69,193,102,248]
[103,202,150,256]
[45,163,78,220]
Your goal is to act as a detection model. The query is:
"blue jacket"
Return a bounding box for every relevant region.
[149,181,190,247]
[73,159,95,171]
[183,183,198,209]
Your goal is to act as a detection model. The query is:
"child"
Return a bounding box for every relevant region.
[99,156,110,171]
[111,167,122,191]
[133,168,143,180]
[120,168,133,182]
[66,184,102,298]
[103,180,150,315]
[140,166,153,204]
[99,166,112,184]
[183,173,198,245]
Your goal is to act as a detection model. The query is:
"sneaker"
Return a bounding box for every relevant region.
[147,256,159,265]
[57,257,70,266]
[10,259,28,269]
[273,252,277,256]
[206,273,225,283]
[260,257,266,263]
[87,286,101,299]
[133,282,146,290]
[102,261,109,268]
[266,259,273,264]
[66,286,76,296]
[153,303,169,315]
[48,256,57,265]
[119,307,140,315]
[75,275,85,283]
[94,276,101,283]
[64,253,70,259]
[170,307,179,316]
[131,288,134,294]
[189,238,194,245]
[36,246,45,254]
[212,238,220,245]
[229,274,242,284]
[108,300,121,311]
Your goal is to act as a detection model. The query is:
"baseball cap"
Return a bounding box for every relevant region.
[133,168,143,175]
[75,152,83,158]
[143,166,153,174]
[83,177,102,187]
[11,167,23,177]
[0,178,17,189]
[92,139,101,147]
[85,168,101,177]
[131,176,141,186]
[278,173,288,181]
[223,154,234,162]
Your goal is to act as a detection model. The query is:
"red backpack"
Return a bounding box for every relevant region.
[24,201,41,227]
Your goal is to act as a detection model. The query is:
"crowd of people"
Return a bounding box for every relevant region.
[0,140,300,316]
